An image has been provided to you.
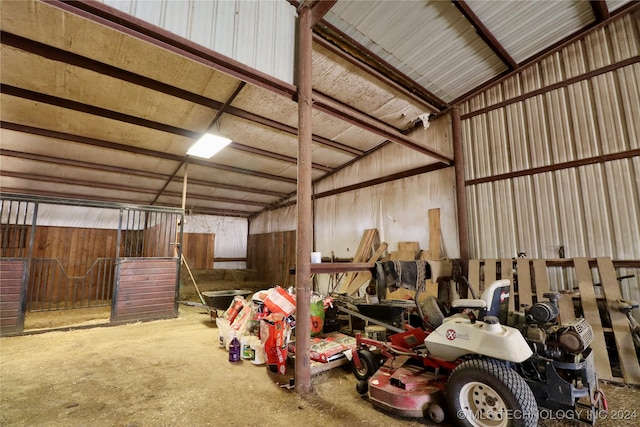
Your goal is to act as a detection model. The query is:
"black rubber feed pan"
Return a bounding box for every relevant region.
[202,290,252,310]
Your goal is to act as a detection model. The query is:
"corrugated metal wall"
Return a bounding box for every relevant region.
[99,0,296,83]
[250,116,455,295]
[460,10,640,299]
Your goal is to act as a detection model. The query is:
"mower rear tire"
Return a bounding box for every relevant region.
[445,358,538,427]
[352,349,378,381]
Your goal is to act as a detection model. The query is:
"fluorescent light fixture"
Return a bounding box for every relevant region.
[186,134,232,159]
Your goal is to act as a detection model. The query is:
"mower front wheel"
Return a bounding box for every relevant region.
[356,379,369,395]
[352,349,378,381]
[446,359,538,427]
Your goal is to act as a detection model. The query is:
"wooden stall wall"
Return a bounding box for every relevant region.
[181,232,215,270]
[143,221,178,258]
[111,258,178,323]
[29,226,118,306]
[247,231,296,287]
[32,226,117,275]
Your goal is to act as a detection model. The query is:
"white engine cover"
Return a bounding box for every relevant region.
[424,315,533,363]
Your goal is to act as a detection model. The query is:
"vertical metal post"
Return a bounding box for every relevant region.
[18,202,38,330]
[452,107,470,276]
[295,4,313,394]
[181,161,188,211]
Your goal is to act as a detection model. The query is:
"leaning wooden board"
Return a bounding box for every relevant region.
[596,257,640,383]
[516,258,533,308]
[574,257,613,380]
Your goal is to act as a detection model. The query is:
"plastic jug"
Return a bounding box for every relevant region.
[228,335,241,363]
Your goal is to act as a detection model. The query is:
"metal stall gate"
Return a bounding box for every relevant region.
[111,207,183,323]
[0,194,183,335]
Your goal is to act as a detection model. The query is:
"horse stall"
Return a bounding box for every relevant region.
[0,194,183,335]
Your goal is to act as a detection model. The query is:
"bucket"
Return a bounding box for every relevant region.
[365,325,387,342]
[251,340,265,365]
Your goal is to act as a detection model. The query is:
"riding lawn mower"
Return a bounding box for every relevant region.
[350,279,607,426]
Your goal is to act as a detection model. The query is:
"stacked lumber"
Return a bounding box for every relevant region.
[337,209,445,298]
[468,257,640,385]
[336,229,382,295]
[389,241,420,261]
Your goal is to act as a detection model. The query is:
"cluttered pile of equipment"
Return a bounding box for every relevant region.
[205,256,607,427]
[198,213,613,426]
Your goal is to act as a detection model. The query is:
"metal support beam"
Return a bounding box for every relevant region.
[0,30,362,159]
[591,0,610,22]
[295,5,313,395]
[0,138,288,199]
[453,0,517,70]
[452,108,469,276]
[312,91,453,164]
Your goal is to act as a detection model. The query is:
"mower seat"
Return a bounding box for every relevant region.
[450,279,511,324]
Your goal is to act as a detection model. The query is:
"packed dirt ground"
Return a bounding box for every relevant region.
[2,270,639,426]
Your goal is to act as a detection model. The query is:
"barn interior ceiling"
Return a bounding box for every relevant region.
[0,0,635,217]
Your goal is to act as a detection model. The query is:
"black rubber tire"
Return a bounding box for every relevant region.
[426,403,445,424]
[445,358,538,427]
[421,296,446,329]
[356,379,369,395]
[352,349,378,381]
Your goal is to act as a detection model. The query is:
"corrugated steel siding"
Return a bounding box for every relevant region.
[99,0,295,83]
[324,0,507,102]
[468,0,594,64]
[461,10,640,298]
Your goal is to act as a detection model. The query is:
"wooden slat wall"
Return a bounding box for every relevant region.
[247,231,295,287]
[0,259,26,335]
[143,221,178,258]
[468,258,513,303]
[26,226,119,304]
[181,233,215,270]
[112,258,178,323]
[470,257,640,385]
[31,226,118,276]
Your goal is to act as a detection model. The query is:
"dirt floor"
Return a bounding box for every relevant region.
[2,271,639,427]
